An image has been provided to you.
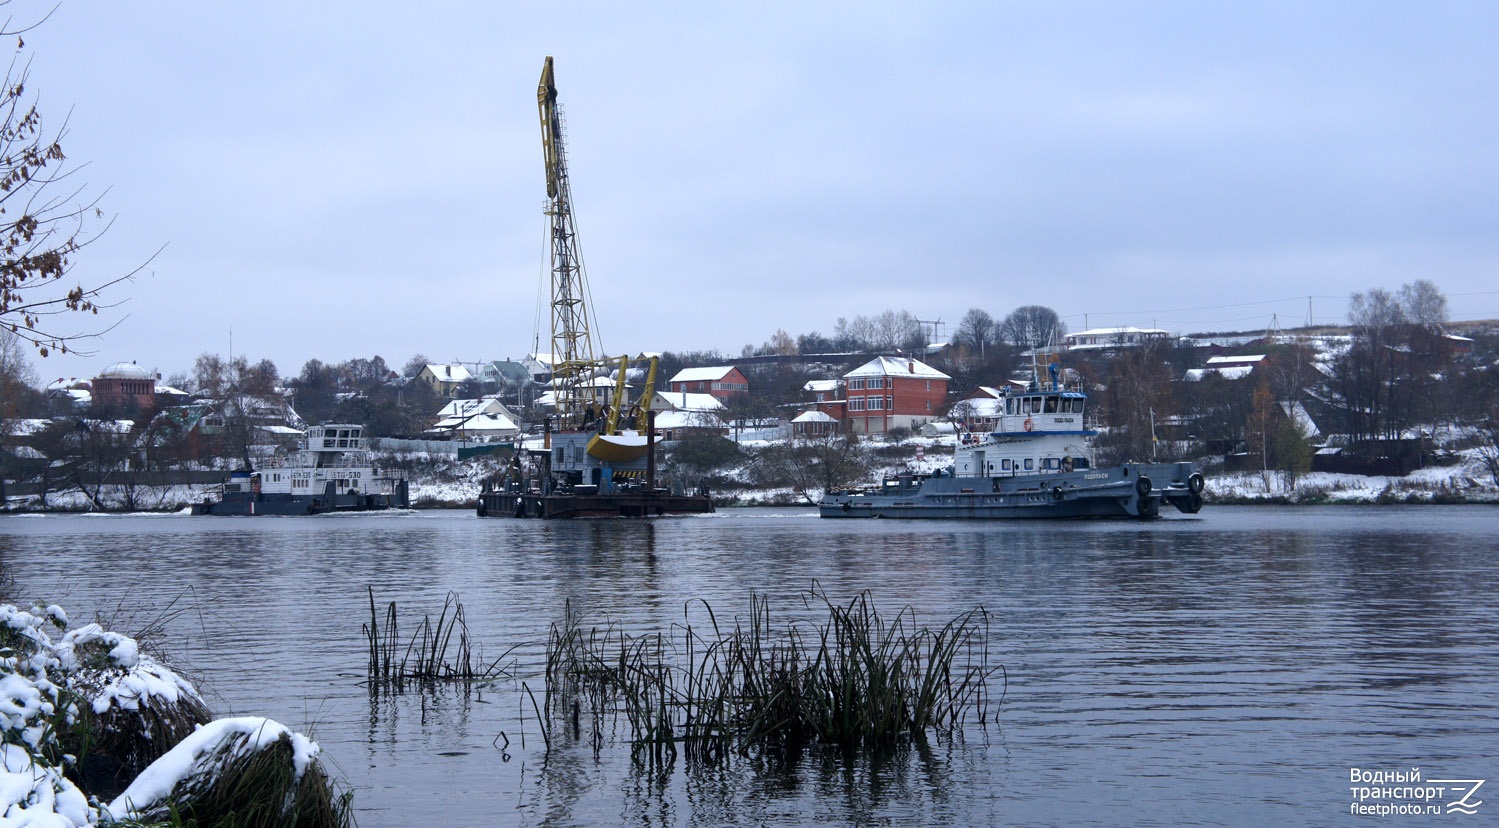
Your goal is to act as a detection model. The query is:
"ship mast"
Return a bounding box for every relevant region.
[538,56,599,431]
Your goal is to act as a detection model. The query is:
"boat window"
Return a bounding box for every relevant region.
[1005,398,1014,415]
[1024,458,1034,470]
[1044,396,1058,413]
[1002,459,1011,471]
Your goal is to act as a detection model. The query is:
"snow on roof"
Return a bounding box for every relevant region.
[1068,326,1170,338]
[656,410,726,430]
[844,356,950,380]
[97,361,156,380]
[431,411,519,433]
[952,397,1002,416]
[792,410,837,423]
[668,366,738,383]
[803,379,840,392]
[435,397,507,418]
[1279,400,1321,439]
[653,391,724,412]
[422,364,472,382]
[1205,354,1267,366]
[258,425,304,436]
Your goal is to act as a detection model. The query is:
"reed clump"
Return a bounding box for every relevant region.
[543,587,1001,766]
[363,588,514,688]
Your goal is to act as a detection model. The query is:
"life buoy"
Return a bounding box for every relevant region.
[1188,473,1205,494]
[1023,417,1034,432]
[1061,456,1074,473]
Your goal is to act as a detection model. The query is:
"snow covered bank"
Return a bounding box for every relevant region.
[0,603,347,827]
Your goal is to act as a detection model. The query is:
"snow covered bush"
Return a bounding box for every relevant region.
[2,603,349,827]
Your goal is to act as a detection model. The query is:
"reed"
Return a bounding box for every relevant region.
[363,588,514,688]
[542,587,1000,766]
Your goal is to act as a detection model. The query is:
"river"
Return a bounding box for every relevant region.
[1,506,1495,826]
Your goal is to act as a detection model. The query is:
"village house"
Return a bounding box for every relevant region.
[841,356,949,435]
[425,397,521,442]
[649,391,729,441]
[1183,354,1269,382]
[416,364,472,399]
[790,410,839,439]
[1065,327,1171,351]
[666,366,750,400]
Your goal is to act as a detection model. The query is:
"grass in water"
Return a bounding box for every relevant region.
[542,586,1002,767]
[363,588,515,689]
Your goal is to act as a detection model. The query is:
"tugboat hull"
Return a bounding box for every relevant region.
[820,462,1203,520]
[192,489,408,516]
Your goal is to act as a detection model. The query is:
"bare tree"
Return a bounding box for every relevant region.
[1398,279,1449,330]
[954,308,995,357]
[998,305,1066,351]
[0,24,141,356]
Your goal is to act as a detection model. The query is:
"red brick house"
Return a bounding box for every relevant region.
[666,366,750,400]
[841,356,949,435]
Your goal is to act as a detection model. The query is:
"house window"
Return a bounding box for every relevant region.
[925,380,931,391]
[925,401,931,412]
[849,378,866,390]
[868,377,884,390]
[849,397,866,411]
[867,397,883,411]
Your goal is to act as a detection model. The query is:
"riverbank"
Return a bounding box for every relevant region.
[5,447,1496,512]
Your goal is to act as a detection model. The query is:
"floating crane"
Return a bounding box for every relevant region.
[535,57,654,462]
[476,58,712,517]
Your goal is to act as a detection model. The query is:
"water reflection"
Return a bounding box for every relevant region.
[1,507,1496,826]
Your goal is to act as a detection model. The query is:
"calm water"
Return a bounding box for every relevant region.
[1,506,1496,827]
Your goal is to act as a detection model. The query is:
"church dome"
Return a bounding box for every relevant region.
[98,361,156,381]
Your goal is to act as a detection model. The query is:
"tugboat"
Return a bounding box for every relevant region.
[192,424,409,516]
[476,57,711,519]
[820,370,1204,519]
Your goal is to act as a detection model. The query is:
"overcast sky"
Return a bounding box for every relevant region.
[16,1,1499,384]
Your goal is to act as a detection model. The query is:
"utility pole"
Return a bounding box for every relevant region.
[915,318,944,359]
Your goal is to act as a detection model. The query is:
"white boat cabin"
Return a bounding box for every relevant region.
[952,389,1097,478]
[225,424,404,497]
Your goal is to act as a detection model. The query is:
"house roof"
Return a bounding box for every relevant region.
[668,366,738,384]
[652,391,725,412]
[803,379,840,393]
[844,356,950,380]
[1067,326,1170,339]
[422,364,472,383]
[1205,354,1267,367]
[655,410,727,430]
[431,411,519,433]
[792,410,838,423]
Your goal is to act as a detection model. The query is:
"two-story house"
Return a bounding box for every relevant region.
[841,356,949,435]
[666,366,750,400]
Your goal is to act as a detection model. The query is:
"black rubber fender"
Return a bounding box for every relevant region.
[1188,473,1205,494]
[1135,476,1152,498]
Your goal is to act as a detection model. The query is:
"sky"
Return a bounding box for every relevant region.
[12,1,1499,385]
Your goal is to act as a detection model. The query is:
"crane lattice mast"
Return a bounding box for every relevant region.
[538,56,599,430]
